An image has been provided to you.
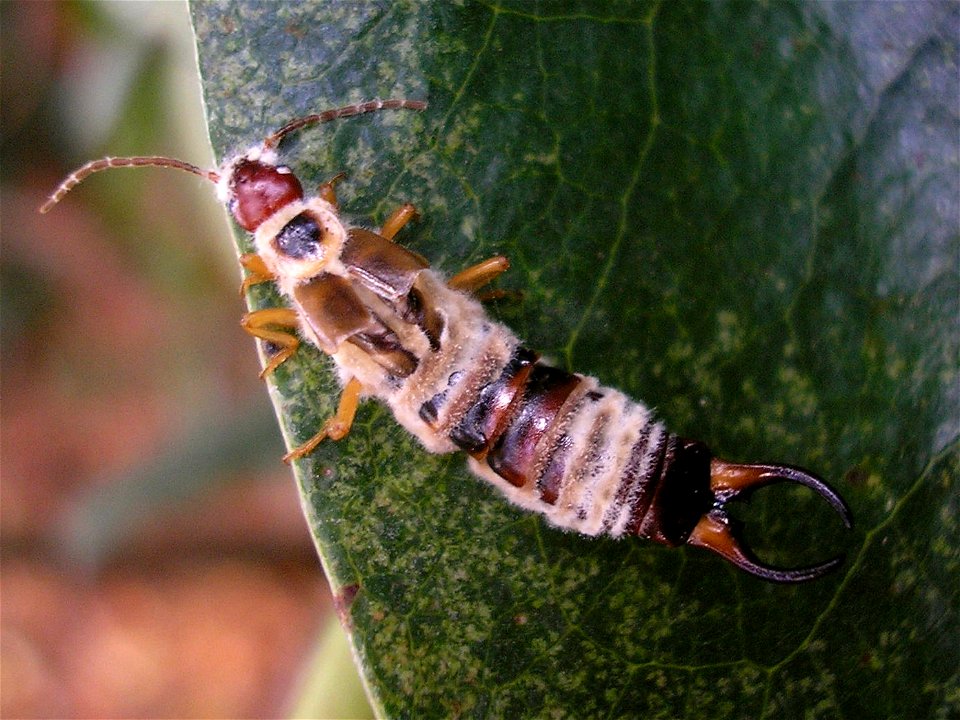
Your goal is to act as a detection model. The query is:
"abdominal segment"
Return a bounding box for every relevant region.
[441,347,667,537]
[329,263,668,538]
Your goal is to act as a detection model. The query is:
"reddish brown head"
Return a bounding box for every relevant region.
[227,158,304,231]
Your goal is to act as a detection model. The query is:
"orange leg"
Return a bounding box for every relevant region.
[318,172,347,208]
[240,307,300,378]
[475,288,515,303]
[379,203,419,241]
[283,377,363,463]
[448,256,510,292]
[239,253,275,295]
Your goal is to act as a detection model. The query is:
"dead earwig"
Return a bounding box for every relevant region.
[40,98,852,583]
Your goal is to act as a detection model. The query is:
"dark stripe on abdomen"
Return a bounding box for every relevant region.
[447,346,582,488]
[447,347,538,454]
[486,364,582,487]
[449,346,670,538]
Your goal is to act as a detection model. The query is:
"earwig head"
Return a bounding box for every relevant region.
[218,98,427,233]
[223,152,304,232]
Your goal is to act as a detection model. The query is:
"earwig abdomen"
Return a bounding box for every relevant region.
[450,351,669,538]
[355,269,675,539]
[350,267,850,582]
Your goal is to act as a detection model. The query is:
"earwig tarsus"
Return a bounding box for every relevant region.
[40,98,852,583]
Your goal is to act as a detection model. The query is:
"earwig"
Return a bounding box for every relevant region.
[41,99,852,583]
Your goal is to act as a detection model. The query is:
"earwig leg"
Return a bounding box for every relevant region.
[239,253,275,295]
[240,307,300,378]
[379,203,419,241]
[318,172,347,209]
[476,288,523,303]
[283,377,363,463]
[448,256,511,292]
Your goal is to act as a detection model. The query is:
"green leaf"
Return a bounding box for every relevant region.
[191,2,958,718]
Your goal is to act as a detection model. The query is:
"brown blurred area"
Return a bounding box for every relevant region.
[1,2,338,717]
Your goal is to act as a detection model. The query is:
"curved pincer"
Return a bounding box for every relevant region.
[639,438,853,582]
[686,456,853,583]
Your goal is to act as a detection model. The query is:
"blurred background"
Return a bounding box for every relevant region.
[2,2,366,717]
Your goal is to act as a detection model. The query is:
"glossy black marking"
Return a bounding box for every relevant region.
[275,212,322,259]
[419,391,445,425]
[638,438,714,546]
[486,364,582,487]
[403,287,442,350]
[449,347,538,455]
[348,325,418,378]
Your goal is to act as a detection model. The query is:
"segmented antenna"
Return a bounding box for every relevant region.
[39,156,218,214]
[264,98,427,148]
[39,98,426,214]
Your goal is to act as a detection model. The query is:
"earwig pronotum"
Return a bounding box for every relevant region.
[41,98,852,582]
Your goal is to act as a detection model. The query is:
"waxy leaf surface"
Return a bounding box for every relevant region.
[192,2,958,718]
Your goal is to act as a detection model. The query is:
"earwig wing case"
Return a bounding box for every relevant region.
[189,2,958,718]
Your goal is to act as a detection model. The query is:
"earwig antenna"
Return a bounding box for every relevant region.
[39,100,426,214]
[264,98,427,149]
[39,156,219,214]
